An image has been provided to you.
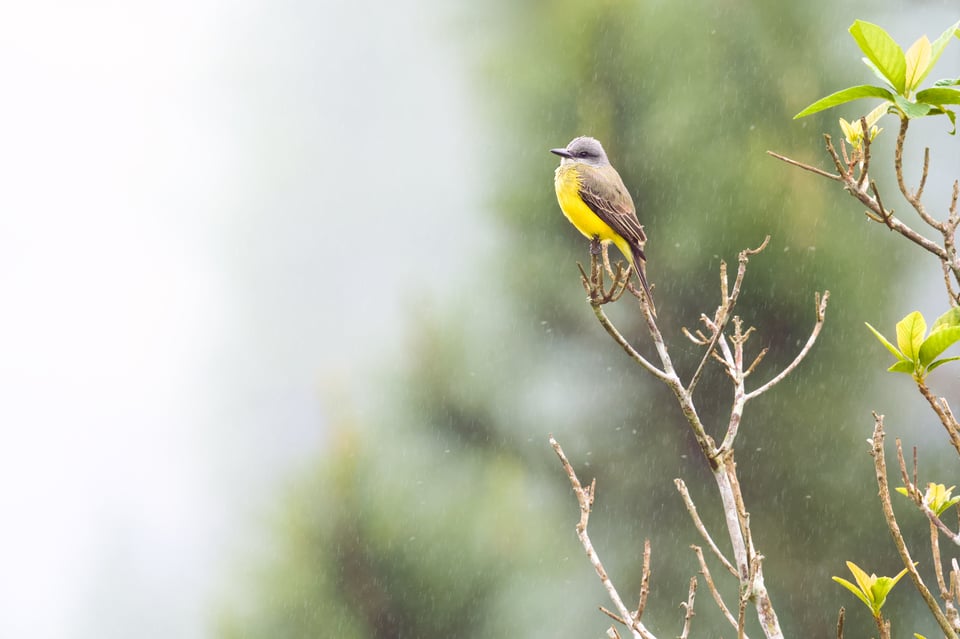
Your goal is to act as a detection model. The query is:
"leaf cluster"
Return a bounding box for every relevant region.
[796,20,960,129]
[895,482,960,517]
[866,308,960,381]
[833,561,911,617]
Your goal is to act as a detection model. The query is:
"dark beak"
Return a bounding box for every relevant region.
[550,147,572,158]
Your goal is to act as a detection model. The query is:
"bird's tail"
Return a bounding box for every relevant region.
[630,244,656,316]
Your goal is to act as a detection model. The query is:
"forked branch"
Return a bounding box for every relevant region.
[550,435,655,639]
[869,415,958,639]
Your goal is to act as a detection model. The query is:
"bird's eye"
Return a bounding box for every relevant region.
[578,151,589,157]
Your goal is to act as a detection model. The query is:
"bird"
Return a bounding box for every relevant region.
[550,136,653,305]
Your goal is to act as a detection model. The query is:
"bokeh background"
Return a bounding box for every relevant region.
[2,1,960,637]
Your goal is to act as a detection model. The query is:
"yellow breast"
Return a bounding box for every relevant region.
[554,164,619,243]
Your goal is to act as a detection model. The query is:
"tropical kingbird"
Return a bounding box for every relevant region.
[550,136,652,303]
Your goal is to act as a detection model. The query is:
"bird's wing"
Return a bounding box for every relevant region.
[577,166,647,256]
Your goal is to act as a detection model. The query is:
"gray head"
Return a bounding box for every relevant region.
[550,136,610,167]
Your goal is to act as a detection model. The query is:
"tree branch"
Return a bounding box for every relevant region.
[675,478,738,577]
[550,436,655,639]
[745,291,829,400]
[869,415,958,639]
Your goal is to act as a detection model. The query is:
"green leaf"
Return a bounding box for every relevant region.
[925,106,959,134]
[919,326,960,366]
[930,307,960,332]
[846,561,875,597]
[945,108,957,135]
[918,20,960,88]
[904,36,932,93]
[888,360,916,374]
[894,94,933,118]
[896,311,927,361]
[939,496,960,516]
[833,576,873,610]
[850,20,907,94]
[862,57,897,88]
[794,85,895,119]
[865,322,906,360]
[870,576,897,610]
[870,565,911,613]
[916,87,960,106]
[934,77,960,87]
[923,483,956,513]
[928,355,960,373]
[889,565,911,588]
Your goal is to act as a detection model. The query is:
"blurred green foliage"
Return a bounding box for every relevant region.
[217,1,954,637]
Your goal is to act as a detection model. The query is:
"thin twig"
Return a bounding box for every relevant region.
[922,501,960,547]
[915,381,960,458]
[600,606,627,625]
[692,545,744,635]
[745,291,829,400]
[855,118,872,190]
[894,117,941,232]
[678,577,697,639]
[932,519,948,594]
[687,237,770,395]
[895,440,921,504]
[890,438,960,545]
[913,446,919,502]
[773,128,952,262]
[870,416,958,639]
[823,134,847,175]
[675,479,738,576]
[869,181,894,228]
[636,539,652,619]
[591,303,670,383]
[942,258,959,307]
[917,147,930,202]
[550,436,653,639]
[953,558,960,607]
[766,150,842,181]
[744,347,768,377]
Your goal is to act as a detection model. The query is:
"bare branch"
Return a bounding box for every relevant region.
[692,545,744,635]
[600,606,627,625]
[823,134,848,176]
[687,238,770,395]
[953,558,960,607]
[895,440,921,504]
[773,128,953,263]
[855,117,872,191]
[765,150,842,181]
[581,245,634,305]
[550,436,655,639]
[836,606,845,639]
[917,147,930,202]
[590,303,670,382]
[675,478,738,577]
[894,117,943,232]
[636,539,652,619]
[869,180,894,227]
[745,291,829,400]
[678,577,697,639]
[869,416,958,639]
[927,510,960,547]
[932,519,948,595]
[744,347,769,377]
[915,381,960,458]
[941,258,960,306]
